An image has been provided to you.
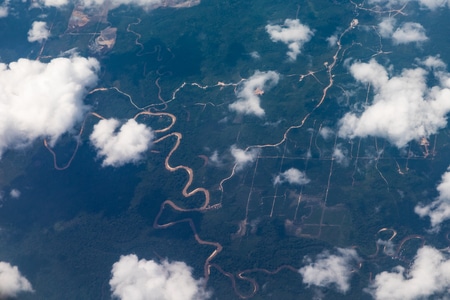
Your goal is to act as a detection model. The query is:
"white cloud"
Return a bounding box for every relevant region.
[378,18,396,38]
[415,0,450,9]
[208,150,223,167]
[366,246,450,300]
[392,22,428,44]
[9,189,20,199]
[249,51,260,60]
[376,239,396,256]
[415,167,450,231]
[39,0,68,6]
[338,58,450,148]
[0,261,33,298]
[0,1,8,18]
[378,19,427,45]
[422,55,447,69]
[332,144,348,166]
[40,0,196,10]
[326,34,338,47]
[265,19,313,61]
[230,145,260,171]
[90,118,154,167]
[274,168,310,186]
[28,21,50,43]
[109,254,211,300]
[299,248,360,293]
[0,56,99,157]
[368,0,450,10]
[319,126,334,140]
[229,70,279,117]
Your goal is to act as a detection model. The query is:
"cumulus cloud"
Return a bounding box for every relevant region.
[378,19,428,44]
[28,21,50,43]
[90,118,154,167]
[422,55,447,69]
[9,189,20,199]
[338,58,450,148]
[376,239,396,256]
[0,56,99,157]
[273,168,310,186]
[299,248,360,293]
[368,0,450,10]
[265,19,313,61]
[415,167,450,231]
[40,0,195,10]
[332,144,349,166]
[0,1,8,18]
[229,70,279,117]
[0,261,33,298]
[366,246,450,300]
[378,18,396,38]
[249,51,260,60]
[230,145,260,171]
[109,254,210,300]
[392,22,428,44]
[326,34,338,47]
[319,126,334,140]
[208,150,223,167]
